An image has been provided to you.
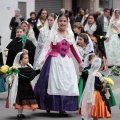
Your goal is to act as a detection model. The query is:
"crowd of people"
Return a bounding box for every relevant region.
[0,7,120,120]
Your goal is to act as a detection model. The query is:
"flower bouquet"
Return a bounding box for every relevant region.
[0,65,9,76]
[8,66,19,75]
[111,66,120,76]
[0,65,19,85]
[104,77,114,86]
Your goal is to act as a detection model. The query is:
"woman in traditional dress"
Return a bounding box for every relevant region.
[34,13,57,69]
[34,9,48,40]
[105,9,120,66]
[34,14,84,116]
[84,13,108,71]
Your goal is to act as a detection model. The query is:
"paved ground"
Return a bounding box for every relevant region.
[0,71,120,120]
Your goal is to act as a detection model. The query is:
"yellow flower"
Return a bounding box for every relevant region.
[9,67,12,71]
[100,36,104,39]
[12,66,18,70]
[0,65,9,73]
[104,77,114,86]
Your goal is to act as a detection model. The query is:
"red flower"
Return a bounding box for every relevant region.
[27,23,31,28]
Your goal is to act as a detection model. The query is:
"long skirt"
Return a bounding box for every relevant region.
[34,56,78,111]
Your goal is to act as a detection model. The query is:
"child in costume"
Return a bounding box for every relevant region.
[20,21,37,46]
[6,26,36,66]
[79,57,111,120]
[77,33,94,60]
[78,53,116,108]
[78,53,96,104]
[6,52,39,119]
[73,22,84,43]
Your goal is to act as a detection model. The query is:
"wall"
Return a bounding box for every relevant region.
[113,0,120,9]
[0,0,35,51]
[63,0,72,11]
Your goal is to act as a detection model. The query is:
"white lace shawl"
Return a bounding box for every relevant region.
[33,26,50,69]
[84,22,97,35]
[106,8,120,38]
[80,57,101,120]
[35,16,82,70]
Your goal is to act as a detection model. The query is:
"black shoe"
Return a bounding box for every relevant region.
[46,110,50,113]
[59,111,68,117]
[21,114,25,118]
[17,114,25,118]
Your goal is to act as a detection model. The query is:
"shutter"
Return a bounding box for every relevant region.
[18,2,27,20]
[35,0,62,14]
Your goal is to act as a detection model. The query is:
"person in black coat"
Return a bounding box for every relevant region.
[6,26,36,67]
[9,9,24,39]
[75,9,85,22]
[27,12,36,34]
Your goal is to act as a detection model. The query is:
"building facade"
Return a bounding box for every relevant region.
[35,0,120,15]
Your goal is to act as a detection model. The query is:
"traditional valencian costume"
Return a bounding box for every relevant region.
[79,58,111,119]
[105,8,120,66]
[7,52,39,110]
[34,16,83,113]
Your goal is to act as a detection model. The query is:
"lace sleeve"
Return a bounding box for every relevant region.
[106,21,112,38]
[34,37,52,70]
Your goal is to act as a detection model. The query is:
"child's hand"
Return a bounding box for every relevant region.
[105,38,109,42]
[11,74,14,80]
[104,88,110,93]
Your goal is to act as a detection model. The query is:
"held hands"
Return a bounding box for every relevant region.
[79,63,84,72]
[102,84,110,93]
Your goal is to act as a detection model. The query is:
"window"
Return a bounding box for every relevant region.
[99,0,113,11]
[18,2,26,20]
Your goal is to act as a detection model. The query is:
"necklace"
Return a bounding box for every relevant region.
[40,19,46,26]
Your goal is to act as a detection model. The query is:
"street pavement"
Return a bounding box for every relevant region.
[0,71,120,120]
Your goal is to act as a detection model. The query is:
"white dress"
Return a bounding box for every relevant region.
[105,20,120,66]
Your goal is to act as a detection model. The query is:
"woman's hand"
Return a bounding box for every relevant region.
[105,38,109,42]
[22,49,28,53]
[79,63,84,72]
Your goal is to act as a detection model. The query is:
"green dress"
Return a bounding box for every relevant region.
[100,72,116,107]
[78,67,89,105]
[78,67,116,107]
[106,84,116,107]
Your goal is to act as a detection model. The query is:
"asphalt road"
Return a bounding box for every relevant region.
[0,72,120,120]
